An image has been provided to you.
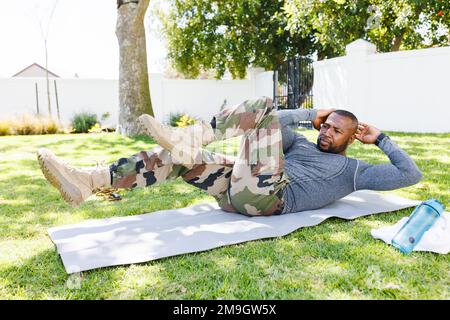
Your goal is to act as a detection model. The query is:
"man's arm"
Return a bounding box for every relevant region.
[312,109,337,130]
[277,108,335,152]
[277,108,335,128]
[354,123,422,191]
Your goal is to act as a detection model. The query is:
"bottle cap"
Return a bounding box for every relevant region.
[423,199,445,216]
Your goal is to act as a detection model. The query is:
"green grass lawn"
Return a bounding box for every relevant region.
[0,130,449,299]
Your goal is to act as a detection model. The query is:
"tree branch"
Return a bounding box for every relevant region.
[136,0,150,19]
[391,31,405,51]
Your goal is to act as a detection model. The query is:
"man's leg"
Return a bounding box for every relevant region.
[37,148,112,207]
[110,98,315,215]
[110,146,188,189]
[38,143,236,208]
[212,97,289,216]
[110,145,238,212]
[137,99,305,168]
[121,96,290,215]
[213,98,305,153]
[112,95,291,216]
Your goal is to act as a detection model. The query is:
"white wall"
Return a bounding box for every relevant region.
[0,78,119,127]
[149,70,274,123]
[0,69,273,127]
[313,39,450,133]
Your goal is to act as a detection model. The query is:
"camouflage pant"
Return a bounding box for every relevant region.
[110,96,289,216]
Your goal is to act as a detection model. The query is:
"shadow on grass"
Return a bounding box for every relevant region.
[0,248,68,299]
[0,167,213,238]
[1,206,448,299]
[0,133,156,155]
[1,132,449,299]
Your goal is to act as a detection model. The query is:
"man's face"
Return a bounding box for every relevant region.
[317,113,356,154]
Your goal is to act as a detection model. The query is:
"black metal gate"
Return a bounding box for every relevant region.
[273,56,314,128]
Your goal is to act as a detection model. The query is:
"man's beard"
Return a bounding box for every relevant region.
[317,136,349,154]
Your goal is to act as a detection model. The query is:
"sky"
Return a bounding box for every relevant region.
[0,0,167,79]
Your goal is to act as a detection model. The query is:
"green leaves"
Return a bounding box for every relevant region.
[156,0,449,78]
[158,0,299,79]
[286,0,449,56]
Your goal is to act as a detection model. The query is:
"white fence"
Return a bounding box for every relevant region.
[0,68,273,127]
[0,78,119,127]
[4,43,447,134]
[313,39,450,133]
[150,69,273,123]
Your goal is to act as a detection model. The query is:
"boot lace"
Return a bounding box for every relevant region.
[92,160,123,202]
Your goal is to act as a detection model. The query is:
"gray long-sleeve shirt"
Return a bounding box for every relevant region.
[277,109,422,214]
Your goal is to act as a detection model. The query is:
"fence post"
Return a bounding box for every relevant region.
[35,82,40,115]
[273,71,278,107]
[345,39,376,120]
[54,80,61,121]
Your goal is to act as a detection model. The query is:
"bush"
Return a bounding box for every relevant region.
[0,120,11,136]
[168,112,184,127]
[88,123,102,133]
[0,115,61,136]
[71,112,98,133]
[168,112,196,127]
[42,118,59,134]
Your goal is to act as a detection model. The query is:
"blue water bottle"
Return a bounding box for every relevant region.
[391,199,445,254]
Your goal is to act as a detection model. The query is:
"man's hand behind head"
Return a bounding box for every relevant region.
[355,122,381,144]
[312,108,336,130]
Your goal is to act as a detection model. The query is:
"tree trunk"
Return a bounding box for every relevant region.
[116,0,154,136]
[391,34,404,51]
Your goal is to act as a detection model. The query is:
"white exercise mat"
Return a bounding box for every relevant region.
[48,190,420,273]
[371,212,450,254]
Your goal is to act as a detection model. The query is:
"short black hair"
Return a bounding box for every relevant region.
[332,110,358,131]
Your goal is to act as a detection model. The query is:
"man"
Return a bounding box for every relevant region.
[37,97,422,215]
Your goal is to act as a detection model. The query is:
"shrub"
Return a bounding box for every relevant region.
[41,118,59,134]
[168,112,196,127]
[0,120,11,136]
[71,112,98,133]
[168,112,184,127]
[88,123,102,133]
[0,115,61,136]
[13,115,35,135]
